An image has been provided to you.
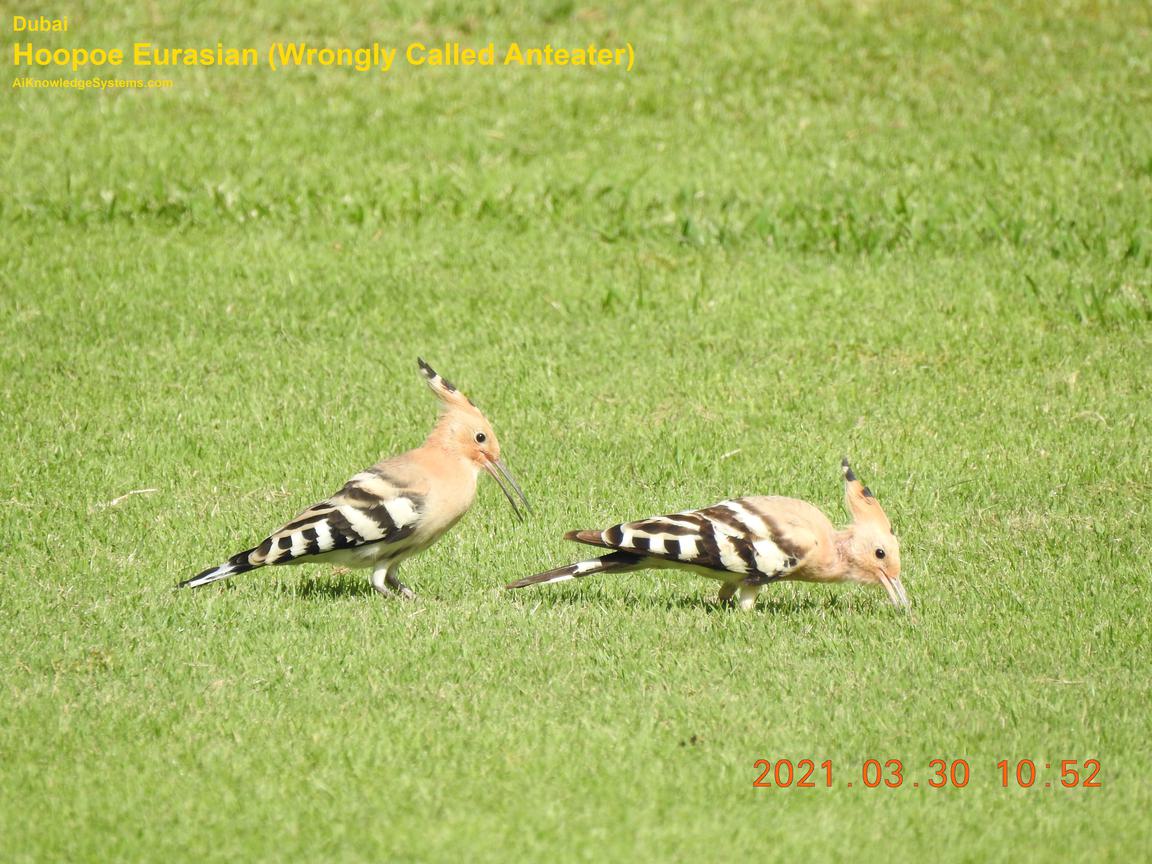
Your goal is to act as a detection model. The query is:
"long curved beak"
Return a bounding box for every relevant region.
[878,572,909,610]
[484,457,531,522]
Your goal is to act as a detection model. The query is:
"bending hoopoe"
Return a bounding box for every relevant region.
[181,358,529,598]
[507,459,906,611]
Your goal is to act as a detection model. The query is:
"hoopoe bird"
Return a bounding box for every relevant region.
[180,359,529,598]
[507,459,906,611]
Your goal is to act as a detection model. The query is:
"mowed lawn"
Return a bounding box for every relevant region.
[1,1,1149,860]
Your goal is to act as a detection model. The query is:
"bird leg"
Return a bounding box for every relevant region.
[370,562,397,597]
[372,561,415,600]
[717,582,738,607]
[737,584,761,611]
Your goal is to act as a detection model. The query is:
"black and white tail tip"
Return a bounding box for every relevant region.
[178,550,259,589]
[505,551,642,589]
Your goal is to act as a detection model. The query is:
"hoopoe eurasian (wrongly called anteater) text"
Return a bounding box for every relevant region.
[507,459,905,611]
[181,358,529,598]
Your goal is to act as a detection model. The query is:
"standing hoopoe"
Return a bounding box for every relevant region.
[507,459,906,611]
[181,359,529,598]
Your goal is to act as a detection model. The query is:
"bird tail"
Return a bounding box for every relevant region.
[178,549,262,589]
[505,551,643,590]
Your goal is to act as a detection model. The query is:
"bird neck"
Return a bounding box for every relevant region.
[400,442,480,532]
[830,529,860,580]
[421,415,468,461]
[425,410,455,443]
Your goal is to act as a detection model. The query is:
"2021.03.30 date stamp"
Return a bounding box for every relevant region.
[752,759,1101,789]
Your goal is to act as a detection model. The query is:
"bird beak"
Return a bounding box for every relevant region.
[878,572,909,610]
[484,457,531,522]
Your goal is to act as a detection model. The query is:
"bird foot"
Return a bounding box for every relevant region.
[386,574,417,600]
[370,582,417,600]
[371,565,417,600]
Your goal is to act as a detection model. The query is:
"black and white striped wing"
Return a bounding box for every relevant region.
[568,499,808,582]
[249,472,425,567]
[181,465,429,589]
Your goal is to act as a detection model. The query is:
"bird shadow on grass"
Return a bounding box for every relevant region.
[272,573,376,600]
[670,592,897,618]
[663,594,856,615]
[510,587,847,616]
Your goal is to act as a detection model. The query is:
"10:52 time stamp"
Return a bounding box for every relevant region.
[753,758,1102,789]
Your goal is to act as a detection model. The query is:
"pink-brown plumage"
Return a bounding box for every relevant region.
[182,359,528,598]
[508,459,906,611]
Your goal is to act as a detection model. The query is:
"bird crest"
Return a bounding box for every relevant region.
[841,457,892,532]
[418,357,477,413]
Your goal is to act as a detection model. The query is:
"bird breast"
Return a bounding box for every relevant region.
[414,461,480,541]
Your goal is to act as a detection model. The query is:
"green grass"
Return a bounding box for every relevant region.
[2,1,1150,860]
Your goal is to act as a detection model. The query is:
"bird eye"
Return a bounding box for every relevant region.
[474,432,487,444]
[875,548,886,559]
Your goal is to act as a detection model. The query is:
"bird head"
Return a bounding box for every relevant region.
[841,458,907,609]
[418,358,530,520]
